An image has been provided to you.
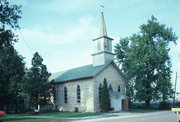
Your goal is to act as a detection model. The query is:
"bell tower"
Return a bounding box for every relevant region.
[92,12,114,67]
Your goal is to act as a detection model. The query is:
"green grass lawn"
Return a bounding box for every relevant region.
[6,112,102,117]
[38,112,102,117]
[0,110,162,122]
[0,117,67,122]
[128,109,161,113]
[0,112,103,122]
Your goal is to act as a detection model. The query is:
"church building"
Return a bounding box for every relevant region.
[49,12,128,112]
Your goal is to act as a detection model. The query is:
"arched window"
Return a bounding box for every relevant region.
[109,85,113,92]
[64,86,67,103]
[118,85,121,92]
[77,85,81,103]
[99,83,102,103]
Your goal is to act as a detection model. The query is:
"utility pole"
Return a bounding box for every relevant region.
[173,72,180,107]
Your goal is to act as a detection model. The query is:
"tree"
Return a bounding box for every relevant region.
[8,50,25,113]
[24,52,51,110]
[0,0,22,111]
[100,78,110,112]
[114,16,177,108]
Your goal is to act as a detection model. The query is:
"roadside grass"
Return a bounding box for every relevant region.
[6,112,102,117]
[7,113,29,116]
[128,109,161,113]
[0,112,103,122]
[38,112,102,117]
[0,110,162,121]
[0,117,67,122]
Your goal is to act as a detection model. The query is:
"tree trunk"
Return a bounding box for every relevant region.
[35,92,38,109]
[145,100,150,109]
[15,91,18,113]
[128,99,132,108]
[6,105,9,113]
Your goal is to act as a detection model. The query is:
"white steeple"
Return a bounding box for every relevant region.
[99,12,107,37]
[92,12,114,67]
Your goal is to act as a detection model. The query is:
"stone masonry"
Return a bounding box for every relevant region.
[93,64,125,112]
[55,63,125,112]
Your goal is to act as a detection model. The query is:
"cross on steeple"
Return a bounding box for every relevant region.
[100,5,104,12]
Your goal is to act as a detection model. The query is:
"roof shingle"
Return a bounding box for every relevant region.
[49,62,112,83]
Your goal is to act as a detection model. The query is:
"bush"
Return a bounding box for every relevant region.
[130,102,160,109]
[159,101,171,110]
[130,103,145,109]
[150,102,159,109]
[174,102,180,107]
[40,109,59,113]
[74,107,78,112]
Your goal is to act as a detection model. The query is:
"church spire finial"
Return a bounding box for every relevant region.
[100,5,104,12]
[92,4,114,67]
[99,6,107,37]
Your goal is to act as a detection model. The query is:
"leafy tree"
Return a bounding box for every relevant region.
[24,52,51,110]
[0,0,22,111]
[8,50,25,113]
[114,16,177,108]
[100,78,110,112]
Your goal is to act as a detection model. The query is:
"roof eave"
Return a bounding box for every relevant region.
[52,76,93,85]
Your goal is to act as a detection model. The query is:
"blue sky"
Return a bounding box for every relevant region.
[13,0,180,95]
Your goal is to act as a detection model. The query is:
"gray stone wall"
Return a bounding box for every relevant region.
[55,78,94,112]
[55,64,126,112]
[93,64,126,112]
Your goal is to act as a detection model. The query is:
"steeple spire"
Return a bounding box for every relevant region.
[92,10,114,67]
[99,12,107,37]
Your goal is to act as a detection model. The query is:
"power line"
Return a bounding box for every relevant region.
[18,29,33,55]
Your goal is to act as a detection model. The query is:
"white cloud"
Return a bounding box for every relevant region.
[18,16,97,45]
[15,15,98,70]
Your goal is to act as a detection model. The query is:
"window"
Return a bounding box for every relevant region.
[99,83,102,103]
[77,85,81,103]
[118,85,121,92]
[64,86,67,103]
[97,40,101,51]
[109,85,113,92]
[107,40,110,51]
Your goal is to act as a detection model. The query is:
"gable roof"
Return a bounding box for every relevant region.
[49,61,124,83]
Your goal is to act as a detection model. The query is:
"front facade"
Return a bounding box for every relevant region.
[93,63,126,112]
[50,12,128,112]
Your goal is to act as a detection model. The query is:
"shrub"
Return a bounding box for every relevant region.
[100,78,110,112]
[130,103,145,109]
[159,101,171,110]
[174,102,180,107]
[74,107,78,112]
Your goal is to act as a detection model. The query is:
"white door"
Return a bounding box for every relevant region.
[112,98,121,112]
